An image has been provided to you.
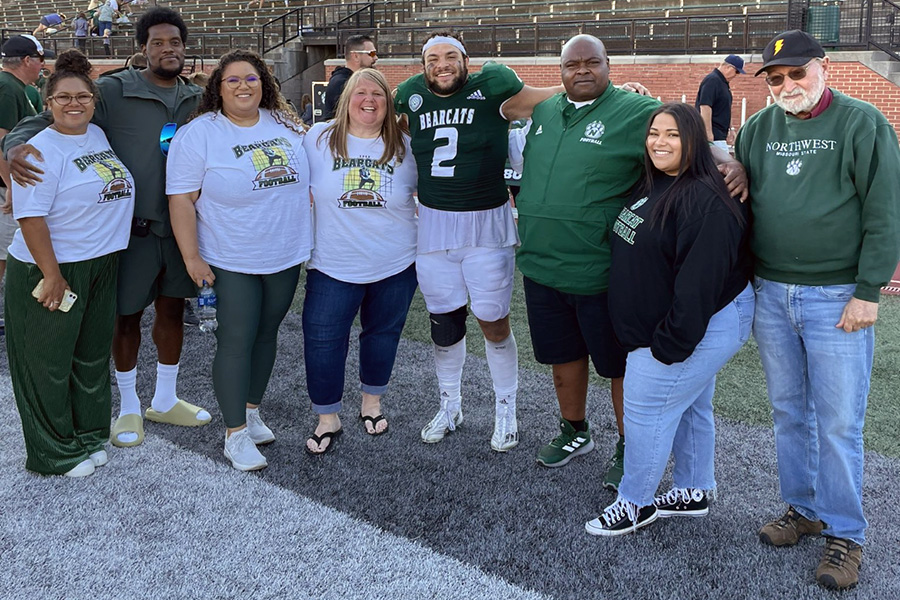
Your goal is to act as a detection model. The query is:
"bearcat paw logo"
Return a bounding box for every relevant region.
[786,159,802,176]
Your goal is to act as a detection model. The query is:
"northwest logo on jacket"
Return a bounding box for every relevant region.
[73,150,132,204]
[233,138,299,190]
[334,157,396,209]
[765,137,837,158]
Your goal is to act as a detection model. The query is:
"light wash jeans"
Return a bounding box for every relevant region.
[752,277,873,544]
[618,284,755,507]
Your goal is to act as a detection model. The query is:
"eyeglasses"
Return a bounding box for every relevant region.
[350,50,378,58]
[28,54,45,63]
[160,121,177,156]
[223,75,261,89]
[48,93,94,105]
[764,60,819,86]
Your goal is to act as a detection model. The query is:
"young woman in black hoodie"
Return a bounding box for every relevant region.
[586,102,754,536]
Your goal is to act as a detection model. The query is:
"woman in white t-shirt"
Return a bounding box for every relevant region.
[302,68,418,454]
[168,50,311,472]
[6,50,134,478]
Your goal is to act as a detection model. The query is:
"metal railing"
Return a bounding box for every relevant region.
[340,13,790,57]
[261,1,417,54]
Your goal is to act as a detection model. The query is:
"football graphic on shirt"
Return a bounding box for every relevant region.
[249,144,300,190]
[338,188,386,209]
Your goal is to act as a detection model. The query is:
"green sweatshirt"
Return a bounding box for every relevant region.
[516,83,659,295]
[735,89,900,302]
[3,68,202,237]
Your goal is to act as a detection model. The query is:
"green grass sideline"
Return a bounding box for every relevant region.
[293,272,900,459]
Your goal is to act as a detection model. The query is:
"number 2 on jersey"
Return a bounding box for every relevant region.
[431,127,458,177]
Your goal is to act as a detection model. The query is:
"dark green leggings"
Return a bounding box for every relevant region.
[210,265,301,428]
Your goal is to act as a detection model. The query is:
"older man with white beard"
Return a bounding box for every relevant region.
[735,30,900,591]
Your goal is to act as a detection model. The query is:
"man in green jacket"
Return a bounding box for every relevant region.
[510,35,659,488]
[5,7,210,449]
[736,30,900,591]
[511,34,745,490]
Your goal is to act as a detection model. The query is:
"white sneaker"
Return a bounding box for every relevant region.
[491,398,518,452]
[246,407,275,444]
[89,449,109,467]
[421,402,463,443]
[64,458,95,478]
[224,429,268,471]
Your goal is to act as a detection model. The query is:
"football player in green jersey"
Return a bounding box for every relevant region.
[395,32,565,453]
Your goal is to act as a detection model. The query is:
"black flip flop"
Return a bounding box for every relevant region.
[305,428,343,455]
[359,414,388,436]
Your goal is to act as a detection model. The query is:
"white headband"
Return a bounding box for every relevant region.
[422,36,467,57]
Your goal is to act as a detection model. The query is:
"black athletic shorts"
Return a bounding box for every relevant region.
[522,275,626,379]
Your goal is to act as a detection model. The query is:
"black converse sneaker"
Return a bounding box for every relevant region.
[585,497,658,536]
[653,487,709,517]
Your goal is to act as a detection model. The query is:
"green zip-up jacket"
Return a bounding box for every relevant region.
[516,83,659,295]
[3,67,202,237]
[735,89,900,302]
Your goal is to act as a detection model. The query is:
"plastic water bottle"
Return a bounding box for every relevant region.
[197,280,218,333]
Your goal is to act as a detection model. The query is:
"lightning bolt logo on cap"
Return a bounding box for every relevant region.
[774,39,784,55]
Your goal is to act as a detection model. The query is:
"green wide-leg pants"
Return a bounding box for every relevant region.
[5,253,118,475]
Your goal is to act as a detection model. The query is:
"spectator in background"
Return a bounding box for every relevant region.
[74,13,90,52]
[33,12,66,37]
[0,35,55,336]
[300,93,312,125]
[694,54,744,152]
[98,1,116,38]
[322,35,376,121]
[187,71,209,88]
[129,52,147,69]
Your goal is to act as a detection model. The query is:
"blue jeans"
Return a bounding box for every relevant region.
[752,277,873,544]
[302,265,417,414]
[618,284,754,507]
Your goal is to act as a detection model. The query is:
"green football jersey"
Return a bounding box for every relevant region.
[395,62,524,211]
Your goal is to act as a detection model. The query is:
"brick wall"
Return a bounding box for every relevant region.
[327,56,900,134]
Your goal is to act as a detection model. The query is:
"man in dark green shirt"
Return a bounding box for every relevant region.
[736,30,900,591]
[0,35,54,333]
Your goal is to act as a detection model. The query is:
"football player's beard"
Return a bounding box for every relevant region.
[426,67,468,96]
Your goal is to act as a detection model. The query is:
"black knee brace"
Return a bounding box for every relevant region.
[430,306,468,347]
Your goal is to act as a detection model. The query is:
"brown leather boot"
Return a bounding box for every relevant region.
[759,506,824,546]
[816,536,862,590]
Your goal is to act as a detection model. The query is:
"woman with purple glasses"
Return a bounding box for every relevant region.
[168,49,311,472]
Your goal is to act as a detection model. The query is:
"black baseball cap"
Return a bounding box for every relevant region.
[755,30,825,76]
[1,34,56,59]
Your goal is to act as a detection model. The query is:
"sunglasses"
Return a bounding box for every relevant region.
[160,121,177,156]
[764,60,819,87]
[350,50,378,58]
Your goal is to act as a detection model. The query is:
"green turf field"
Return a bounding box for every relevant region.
[294,272,900,459]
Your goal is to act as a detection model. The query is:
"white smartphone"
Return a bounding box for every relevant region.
[31,279,78,312]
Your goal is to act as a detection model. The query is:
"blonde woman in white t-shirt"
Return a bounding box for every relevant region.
[6,49,134,478]
[301,68,418,454]
[168,50,311,471]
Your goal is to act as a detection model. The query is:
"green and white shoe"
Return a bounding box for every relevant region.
[602,435,625,491]
[536,418,594,468]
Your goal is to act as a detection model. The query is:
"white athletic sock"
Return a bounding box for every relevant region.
[485,333,518,408]
[114,368,141,444]
[115,368,141,417]
[434,337,466,412]
[150,362,180,413]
